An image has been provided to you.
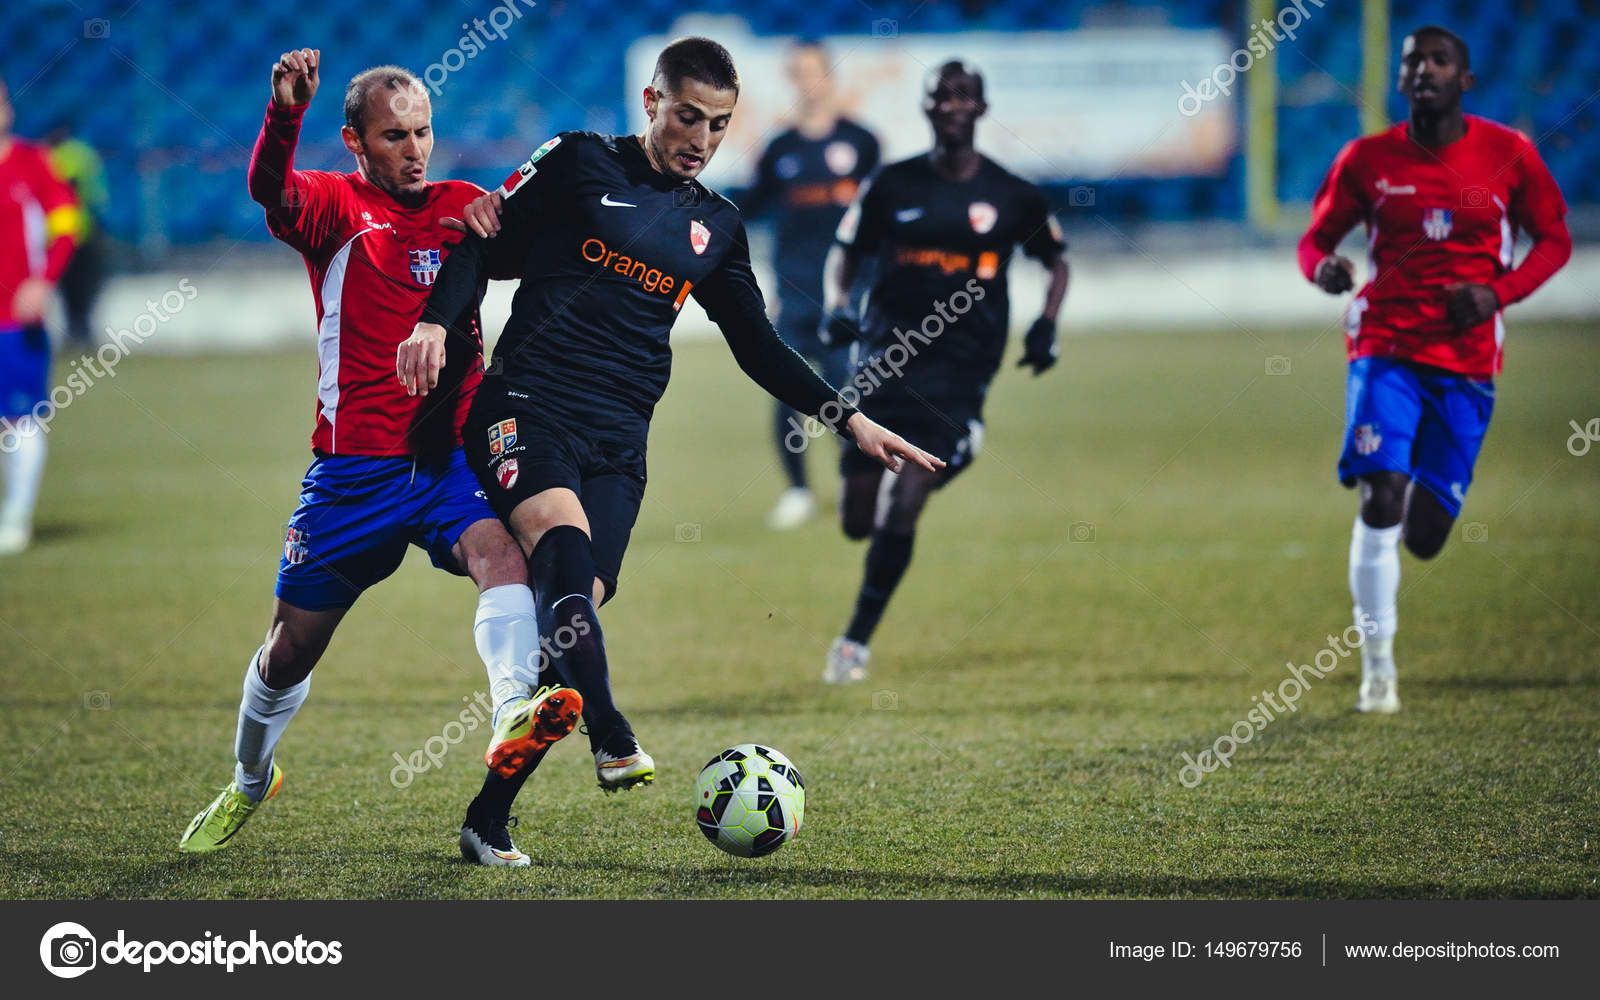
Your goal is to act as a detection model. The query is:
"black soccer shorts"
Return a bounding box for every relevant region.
[463,390,647,602]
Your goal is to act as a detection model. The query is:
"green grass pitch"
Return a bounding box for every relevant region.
[1,321,1594,898]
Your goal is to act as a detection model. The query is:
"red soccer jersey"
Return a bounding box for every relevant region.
[1299,115,1571,377]
[0,139,78,327]
[249,101,489,456]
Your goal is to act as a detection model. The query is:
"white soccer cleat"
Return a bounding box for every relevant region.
[766,487,817,531]
[1356,674,1401,714]
[459,809,530,867]
[594,730,656,792]
[0,520,30,556]
[823,637,870,685]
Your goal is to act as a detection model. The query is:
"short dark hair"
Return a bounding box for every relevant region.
[652,37,739,97]
[1407,25,1470,70]
[344,65,424,137]
[925,60,986,102]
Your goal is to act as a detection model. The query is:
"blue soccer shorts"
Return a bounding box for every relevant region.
[0,324,51,419]
[275,448,499,612]
[1338,356,1496,518]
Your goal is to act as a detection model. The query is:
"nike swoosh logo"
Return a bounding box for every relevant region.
[601,194,636,208]
[896,208,924,222]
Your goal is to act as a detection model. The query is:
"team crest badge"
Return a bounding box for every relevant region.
[1353,423,1382,456]
[824,140,859,176]
[487,418,517,456]
[1422,208,1452,241]
[968,201,998,235]
[496,457,520,490]
[409,248,442,286]
[690,219,711,255]
[284,526,309,565]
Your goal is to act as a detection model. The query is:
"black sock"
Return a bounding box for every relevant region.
[469,758,539,825]
[529,524,625,752]
[845,530,915,644]
[774,401,807,490]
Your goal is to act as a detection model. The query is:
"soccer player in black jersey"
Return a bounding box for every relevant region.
[401,37,942,858]
[732,41,879,530]
[817,60,1069,684]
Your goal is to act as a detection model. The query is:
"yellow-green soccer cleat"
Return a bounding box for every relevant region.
[177,763,283,853]
[485,685,583,778]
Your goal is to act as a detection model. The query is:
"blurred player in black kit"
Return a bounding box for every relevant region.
[818,60,1069,684]
[734,41,879,530]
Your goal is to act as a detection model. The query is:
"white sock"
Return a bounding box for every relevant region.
[233,647,311,801]
[474,584,543,725]
[0,419,47,530]
[1349,516,1400,679]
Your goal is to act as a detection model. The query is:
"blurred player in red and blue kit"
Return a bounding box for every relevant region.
[178,49,580,866]
[0,74,80,556]
[1300,26,1570,713]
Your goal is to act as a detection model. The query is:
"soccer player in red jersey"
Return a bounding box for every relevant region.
[178,49,579,866]
[0,74,80,556]
[1300,26,1571,713]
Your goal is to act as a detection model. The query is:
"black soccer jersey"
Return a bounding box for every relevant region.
[735,119,879,320]
[421,131,855,443]
[836,153,1065,395]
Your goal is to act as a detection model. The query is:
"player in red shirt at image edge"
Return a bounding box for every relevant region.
[1298,25,1571,713]
[177,49,580,866]
[0,74,81,556]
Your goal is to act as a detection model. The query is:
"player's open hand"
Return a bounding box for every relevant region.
[1444,282,1499,329]
[443,191,505,239]
[397,322,448,397]
[1314,254,1355,294]
[845,413,947,475]
[272,48,320,108]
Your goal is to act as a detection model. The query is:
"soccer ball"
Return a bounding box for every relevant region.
[694,744,805,858]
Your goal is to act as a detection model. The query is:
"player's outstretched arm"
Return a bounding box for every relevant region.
[845,413,946,475]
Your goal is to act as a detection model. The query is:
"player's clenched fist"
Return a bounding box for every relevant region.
[845,412,946,475]
[272,48,321,108]
[397,322,448,397]
[1314,254,1355,294]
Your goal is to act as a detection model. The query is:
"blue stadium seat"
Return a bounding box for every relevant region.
[4,0,1593,246]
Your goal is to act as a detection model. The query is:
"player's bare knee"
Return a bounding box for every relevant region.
[1403,530,1447,560]
[456,519,526,589]
[1358,472,1407,527]
[260,623,319,688]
